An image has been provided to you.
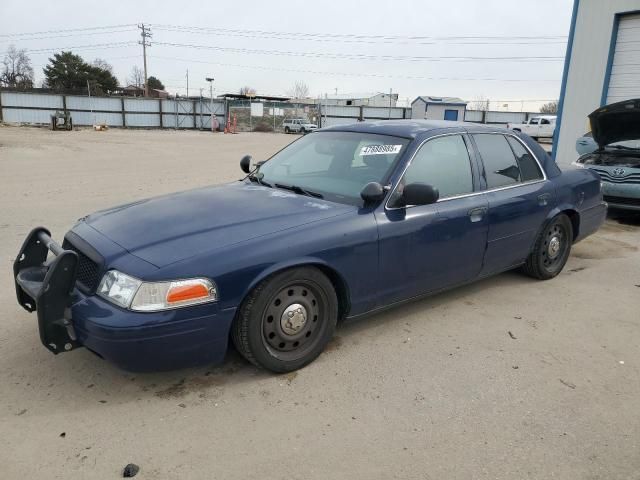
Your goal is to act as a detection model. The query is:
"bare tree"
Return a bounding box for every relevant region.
[239,86,256,96]
[469,95,490,111]
[127,66,144,88]
[288,80,310,99]
[1,45,34,89]
[539,100,559,114]
[92,58,114,74]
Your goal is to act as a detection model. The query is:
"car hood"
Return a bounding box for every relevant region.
[82,182,354,267]
[589,99,640,148]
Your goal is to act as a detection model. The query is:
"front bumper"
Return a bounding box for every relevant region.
[601,182,640,211]
[14,227,236,371]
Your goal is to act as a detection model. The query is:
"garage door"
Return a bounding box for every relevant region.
[606,13,640,104]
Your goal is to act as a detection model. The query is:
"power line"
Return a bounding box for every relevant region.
[154,41,564,62]
[21,42,137,54]
[153,25,567,46]
[0,24,136,38]
[0,28,138,44]
[152,24,568,42]
[148,54,559,83]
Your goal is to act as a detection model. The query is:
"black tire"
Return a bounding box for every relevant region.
[300,127,306,134]
[522,214,573,280]
[285,126,290,133]
[231,267,338,373]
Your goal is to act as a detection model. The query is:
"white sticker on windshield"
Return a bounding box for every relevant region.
[359,144,402,156]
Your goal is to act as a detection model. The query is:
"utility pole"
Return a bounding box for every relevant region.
[206,77,215,132]
[186,69,189,98]
[388,88,392,119]
[138,23,152,96]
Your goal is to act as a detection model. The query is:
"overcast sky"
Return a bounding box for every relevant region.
[0,0,573,110]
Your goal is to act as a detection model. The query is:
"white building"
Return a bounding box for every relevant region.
[410,96,468,122]
[555,0,640,166]
[306,92,398,107]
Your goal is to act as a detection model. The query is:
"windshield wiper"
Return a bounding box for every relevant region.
[274,183,324,199]
[247,172,272,188]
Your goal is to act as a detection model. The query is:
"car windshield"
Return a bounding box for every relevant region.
[257,131,410,205]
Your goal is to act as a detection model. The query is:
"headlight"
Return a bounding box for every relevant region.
[97,270,141,309]
[98,270,217,312]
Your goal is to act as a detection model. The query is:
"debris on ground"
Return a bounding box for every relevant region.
[559,379,576,389]
[123,463,139,477]
[508,331,517,340]
[59,432,66,438]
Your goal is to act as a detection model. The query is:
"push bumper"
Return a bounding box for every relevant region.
[14,227,237,371]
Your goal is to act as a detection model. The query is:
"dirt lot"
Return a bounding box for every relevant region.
[1,126,639,479]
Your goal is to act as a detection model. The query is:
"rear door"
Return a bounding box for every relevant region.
[470,133,554,275]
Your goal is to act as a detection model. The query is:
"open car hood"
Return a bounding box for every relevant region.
[589,99,640,148]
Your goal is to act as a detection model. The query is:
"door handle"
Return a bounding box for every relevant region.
[467,207,487,223]
[537,193,551,206]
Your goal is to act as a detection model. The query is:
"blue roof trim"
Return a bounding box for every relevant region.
[553,0,580,161]
[602,10,640,106]
[601,16,621,106]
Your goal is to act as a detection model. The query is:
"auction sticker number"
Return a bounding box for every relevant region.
[360,144,402,156]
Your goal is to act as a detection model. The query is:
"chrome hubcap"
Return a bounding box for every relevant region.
[548,236,561,258]
[280,303,307,335]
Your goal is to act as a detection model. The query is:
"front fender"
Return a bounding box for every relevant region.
[239,256,351,312]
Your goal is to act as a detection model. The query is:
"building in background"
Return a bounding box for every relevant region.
[555,0,640,165]
[410,96,468,121]
[299,92,398,107]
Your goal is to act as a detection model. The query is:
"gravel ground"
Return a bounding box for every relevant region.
[0,126,639,479]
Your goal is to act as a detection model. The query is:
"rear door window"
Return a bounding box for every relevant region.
[472,134,521,188]
[506,136,543,181]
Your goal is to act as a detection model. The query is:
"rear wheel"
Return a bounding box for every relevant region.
[231,267,338,373]
[284,126,290,133]
[522,214,573,280]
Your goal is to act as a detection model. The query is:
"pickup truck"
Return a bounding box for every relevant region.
[507,115,556,140]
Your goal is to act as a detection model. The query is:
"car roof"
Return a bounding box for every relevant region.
[320,119,511,139]
[318,119,562,179]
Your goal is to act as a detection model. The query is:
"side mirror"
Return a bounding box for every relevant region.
[402,183,439,206]
[360,182,385,204]
[240,155,252,174]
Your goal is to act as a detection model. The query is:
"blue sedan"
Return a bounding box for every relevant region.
[13,121,606,372]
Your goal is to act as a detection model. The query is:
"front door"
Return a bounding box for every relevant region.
[376,133,489,305]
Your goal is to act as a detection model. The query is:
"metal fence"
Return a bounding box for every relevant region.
[0,90,226,129]
[0,90,544,131]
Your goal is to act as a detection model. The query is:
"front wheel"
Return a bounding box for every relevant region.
[300,127,306,134]
[231,267,338,373]
[522,214,573,280]
[284,126,290,133]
